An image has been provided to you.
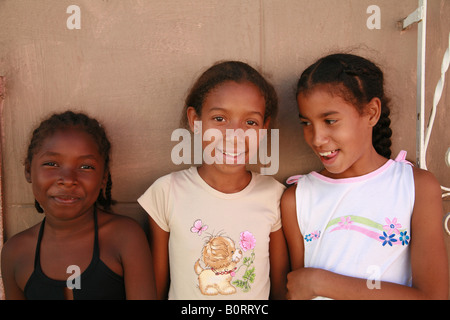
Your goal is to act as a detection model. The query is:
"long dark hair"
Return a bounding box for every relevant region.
[296,53,392,158]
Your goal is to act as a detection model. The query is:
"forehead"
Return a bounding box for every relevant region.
[203,81,265,114]
[297,88,360,118]
[35,127,102,157]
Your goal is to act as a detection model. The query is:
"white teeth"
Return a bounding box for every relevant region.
[224,151,243,157]
[217,148,244,157]
[319,150,337,157]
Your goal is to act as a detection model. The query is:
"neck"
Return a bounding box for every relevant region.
[43,207,96,239]
[197,165,252,194]
[321,147,388,179]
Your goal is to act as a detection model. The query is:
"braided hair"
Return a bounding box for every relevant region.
[25,111,114,213]
[296,53,392,159]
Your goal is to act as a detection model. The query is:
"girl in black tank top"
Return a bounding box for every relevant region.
[25,207,126,300]
[1,111,156,299]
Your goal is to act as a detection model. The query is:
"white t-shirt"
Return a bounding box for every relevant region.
[138,167,285,299]
[292,154,414,299]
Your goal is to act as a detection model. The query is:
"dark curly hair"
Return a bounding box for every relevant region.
[181,60,278,128]
[25,110,114,213]
[296,53,392,159]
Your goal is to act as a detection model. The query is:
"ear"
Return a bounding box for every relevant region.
[366,97,381,127]
[186,106,201,133]
[24,162,32,183]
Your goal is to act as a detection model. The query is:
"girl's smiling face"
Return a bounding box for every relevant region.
[187,80,269,171]
[26,127,107,220]
[297,87,381,178]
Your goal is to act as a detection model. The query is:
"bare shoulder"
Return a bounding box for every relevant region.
[412,166,442,201]
[1,222,41,284]
[1,223,41,261]
[281,184,301,235]
[281,185,297,213]
[412,166,440,185]
[281,184,296,202]
[97,210,148,243]
[411,166,444,223]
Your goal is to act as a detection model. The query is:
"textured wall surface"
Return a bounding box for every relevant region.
[0,0,449,298]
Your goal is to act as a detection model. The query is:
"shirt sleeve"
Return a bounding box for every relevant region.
[137,174,172,232]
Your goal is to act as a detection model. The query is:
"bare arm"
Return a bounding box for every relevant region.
[1,238,27,300]
[119,218,157,300]
[148,216,170,300]
[408,167,448,299]
[280,185,307,299]
[268,228,289,299]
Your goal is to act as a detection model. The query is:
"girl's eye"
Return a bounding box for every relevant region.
[43,162,58,167]
[326,119,337,125]
[299,120,311,126]
[213,116,225,122]
[80,164,95,170]
[246,120,258,126]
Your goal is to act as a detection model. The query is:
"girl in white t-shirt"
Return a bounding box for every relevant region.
[138,61,288,299]
[282,53,448,299]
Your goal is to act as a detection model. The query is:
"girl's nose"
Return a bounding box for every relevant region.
[58,168,77,185]
[311,126,329,147]
[224,127,251,152]
[226,120,245,132]
[225,127,245,142]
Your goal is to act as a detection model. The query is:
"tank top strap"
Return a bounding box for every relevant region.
[394,150,413,166]
[33,218,46,269]
[394,150,407,162]
[93,206,100,259]
[34,208,100,267]
[286,175,303,185]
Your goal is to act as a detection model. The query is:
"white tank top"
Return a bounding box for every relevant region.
[289,151,414,294]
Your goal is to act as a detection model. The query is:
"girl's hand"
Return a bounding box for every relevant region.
[286,267,317,300]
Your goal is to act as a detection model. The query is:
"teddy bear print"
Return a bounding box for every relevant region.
[194,235,243,295]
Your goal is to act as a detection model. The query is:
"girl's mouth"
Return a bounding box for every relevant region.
[53,195,80,204]
[318,149,339,162]
[216,147,246,164]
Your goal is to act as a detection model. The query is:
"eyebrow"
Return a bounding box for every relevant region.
[298,111,340,119]
[78,155,99,160]
[207,107,227,113]
[38,151,99,160]
[208,107,264,118]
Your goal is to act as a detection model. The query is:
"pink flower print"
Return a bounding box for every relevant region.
[383,217,402,235]
[311,230,321,240]
[239,231,256,252]
[338,216,353,230]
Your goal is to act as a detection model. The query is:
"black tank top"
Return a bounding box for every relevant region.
[24,207,126,300]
